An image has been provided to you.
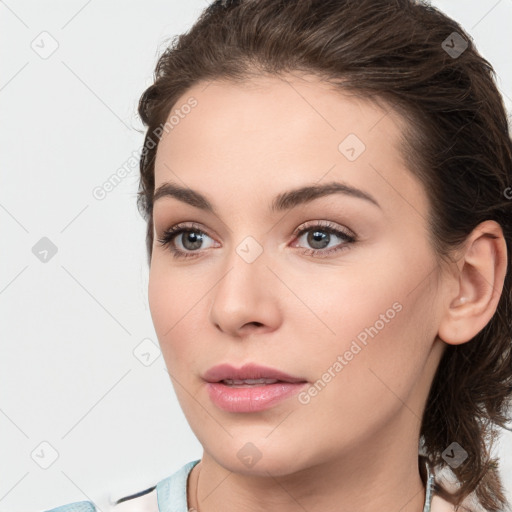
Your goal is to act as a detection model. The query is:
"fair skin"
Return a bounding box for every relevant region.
[148,73,507,512]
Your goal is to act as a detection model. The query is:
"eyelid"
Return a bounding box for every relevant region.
[156,221,218,246]
[157,220,353,243]
[292,219,355,239]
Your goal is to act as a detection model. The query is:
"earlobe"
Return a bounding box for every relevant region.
[438,220,508,346]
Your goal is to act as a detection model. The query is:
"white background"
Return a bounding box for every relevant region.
[1,1,511,511]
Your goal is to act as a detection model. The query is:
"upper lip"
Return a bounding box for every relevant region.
[203,363,307,383]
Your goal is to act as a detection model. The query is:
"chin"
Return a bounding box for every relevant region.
[206,435,311,477]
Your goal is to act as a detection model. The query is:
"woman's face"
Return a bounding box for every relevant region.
[148,73,448,476]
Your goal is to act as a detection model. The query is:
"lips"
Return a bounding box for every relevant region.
[203,363,309,413]
[202,363,307,384]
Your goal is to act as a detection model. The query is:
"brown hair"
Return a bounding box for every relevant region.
[136,0,512,509]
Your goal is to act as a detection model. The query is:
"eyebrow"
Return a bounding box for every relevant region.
[152,180,381,214]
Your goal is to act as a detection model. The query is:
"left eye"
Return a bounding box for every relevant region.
[292,222,356,255]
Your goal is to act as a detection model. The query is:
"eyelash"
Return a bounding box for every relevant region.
[156,221,357,260]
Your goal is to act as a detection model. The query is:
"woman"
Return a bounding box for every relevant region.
[43,0,512,511]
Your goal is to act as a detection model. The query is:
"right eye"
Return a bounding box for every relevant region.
[157,222,218,259]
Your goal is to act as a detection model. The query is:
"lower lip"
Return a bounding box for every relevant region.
[206,381,308,413]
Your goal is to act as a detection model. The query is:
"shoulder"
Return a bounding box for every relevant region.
[37,488,158,512]
[113,460,200,512]
[40,502,97,512]
[431,494,490,512]
[112,485,158,512]
[39,460,200,512]
[431,495,458,512]
[431,469,489,512]
[39,486,158,512]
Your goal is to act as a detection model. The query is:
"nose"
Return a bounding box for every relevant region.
[208,242,282,338]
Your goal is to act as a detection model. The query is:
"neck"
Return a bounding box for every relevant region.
[188,410,427,512]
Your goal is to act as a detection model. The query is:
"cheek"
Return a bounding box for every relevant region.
[148,264,204,363]
[310,274,436,417]
[288,262,405,350]
[296,249,436,387]
[148,265,173,336]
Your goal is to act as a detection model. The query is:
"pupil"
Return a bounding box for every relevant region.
[183,231,203,250]
[308,230,329,249]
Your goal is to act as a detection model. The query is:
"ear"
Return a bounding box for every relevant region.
[437,220,508,345]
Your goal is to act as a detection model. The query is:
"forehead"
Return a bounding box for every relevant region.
[157,73,405,150]
[153,73,427,220]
